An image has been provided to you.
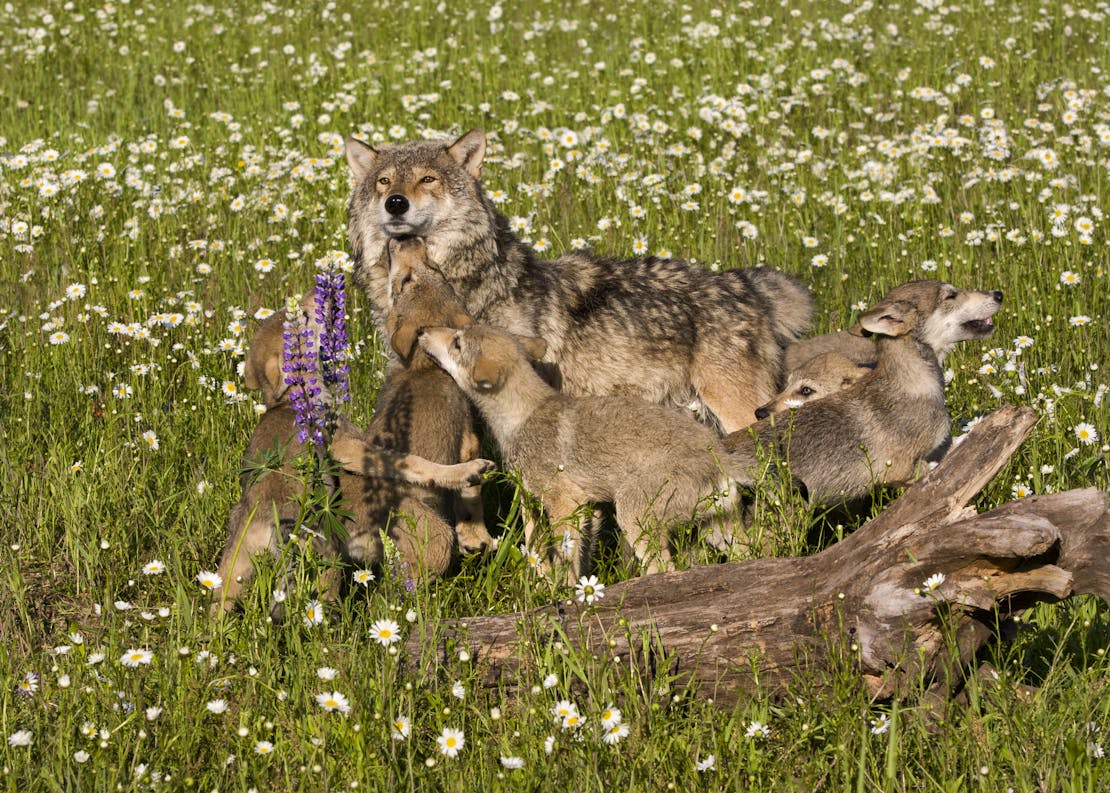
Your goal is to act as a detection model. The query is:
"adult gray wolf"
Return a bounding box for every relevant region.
[215,300,494,613]
[345,129,813,433]
[417,323,761,581]
[723,280,1002,506]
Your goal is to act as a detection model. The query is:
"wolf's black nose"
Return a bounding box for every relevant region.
[385,194,409,216]
[754,406,771,420]
[992,290,1003,303]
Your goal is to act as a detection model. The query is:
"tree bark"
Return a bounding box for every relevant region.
[407,406,1110,704]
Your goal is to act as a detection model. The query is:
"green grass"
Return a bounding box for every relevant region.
[1,0,1108,789]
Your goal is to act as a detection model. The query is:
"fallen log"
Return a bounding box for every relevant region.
[407,406,1110,704]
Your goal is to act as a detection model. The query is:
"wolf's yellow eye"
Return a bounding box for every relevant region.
[378,176,391,186]
[420,175,437,184]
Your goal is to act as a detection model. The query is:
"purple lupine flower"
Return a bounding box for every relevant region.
[280,258,352,448]
[314,269,350,405]
[281,301,327,446]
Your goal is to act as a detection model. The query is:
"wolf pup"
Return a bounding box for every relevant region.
[724,280,1002,505]
[216,302,494,612]
[754,352,875,419]
[373,236,494,555]
[417,323,760,582]
[345,129,813,433]
[784,278,1000,373]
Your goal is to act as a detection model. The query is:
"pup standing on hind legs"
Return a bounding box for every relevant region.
[374,236,494,556]
[417,322,761,583]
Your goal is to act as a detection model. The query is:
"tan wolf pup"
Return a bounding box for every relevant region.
[374,235,494,555]
[755,352,875,419]
[417,324,759,582]
[345,129,813,433]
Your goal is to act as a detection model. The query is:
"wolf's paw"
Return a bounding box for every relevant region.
[456,520,495,554]
[467,458,497,484]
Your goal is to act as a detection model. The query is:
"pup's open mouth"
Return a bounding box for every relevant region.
[962,316,995,336]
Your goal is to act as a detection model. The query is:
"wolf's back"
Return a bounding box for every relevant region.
[744,266,814,346]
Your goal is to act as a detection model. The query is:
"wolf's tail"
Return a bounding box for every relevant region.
[747,267,814,345]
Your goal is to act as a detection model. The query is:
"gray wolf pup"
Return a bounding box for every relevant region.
[417,323,760,581]
[376,236,494,554]
[345,129,813,433]
[723,280,1002,505]
[216,302,494,612]
[755,352,875,419]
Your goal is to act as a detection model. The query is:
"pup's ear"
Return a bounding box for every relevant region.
[858,301,914,338]
[841,364,874,387]
[261,357,289,405]
[447,129,487,179]
[345,137,378,181]
[514,334,547,361]
[246,315,288,402]
[472,356,503,393]
[390,320,420,362]
[244,353,263,391]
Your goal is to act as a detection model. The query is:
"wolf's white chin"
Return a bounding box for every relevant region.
[382,222,423,237]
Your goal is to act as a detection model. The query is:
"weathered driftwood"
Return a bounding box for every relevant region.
[407,406,1110,704]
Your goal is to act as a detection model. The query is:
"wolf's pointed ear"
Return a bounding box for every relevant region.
[514,334,547,361]
[244,357,263,391]
[447,129,487,179]
[262,357,290,405]
[244,354,288,406]
[345,137,378,180]
[858,301,914,338]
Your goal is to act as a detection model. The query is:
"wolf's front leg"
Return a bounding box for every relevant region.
[542,491,592,586]
[331,432,494,489]
[454,485,494,553]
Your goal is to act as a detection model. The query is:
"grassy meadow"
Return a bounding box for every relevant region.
[1,0,1109,789]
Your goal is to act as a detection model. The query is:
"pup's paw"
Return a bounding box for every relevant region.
[456,520,494,554]
[467,458,497,484]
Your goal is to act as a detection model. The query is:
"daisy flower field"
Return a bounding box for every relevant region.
[0,0,1106,789]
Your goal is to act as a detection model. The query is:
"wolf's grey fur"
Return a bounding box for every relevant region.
[346,129,813,433]
[417,324,760,581]
[724,280,1002,505]
[216,303,494,612]
[784,331,877,372]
